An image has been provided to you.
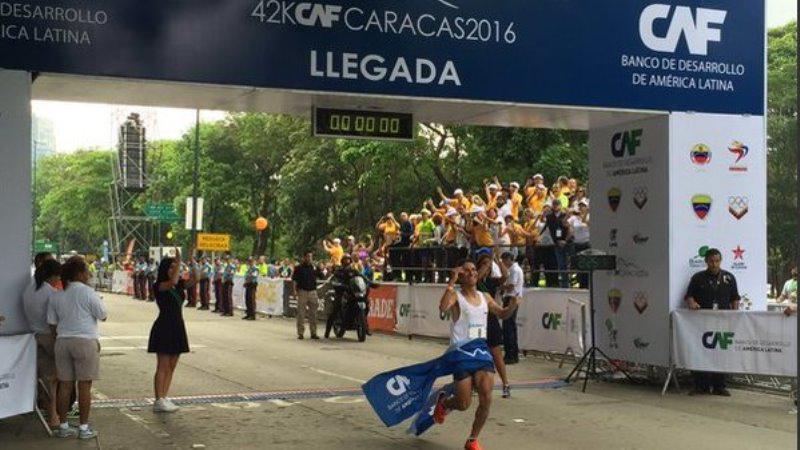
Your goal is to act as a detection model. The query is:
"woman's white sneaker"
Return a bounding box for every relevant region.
[153,398,179,413]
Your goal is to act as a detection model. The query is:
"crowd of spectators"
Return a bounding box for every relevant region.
[322,174,591,288]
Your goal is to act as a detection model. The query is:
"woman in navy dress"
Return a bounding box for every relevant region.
[148,257,196,412]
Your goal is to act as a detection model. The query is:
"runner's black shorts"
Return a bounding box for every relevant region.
[486,313,503,348]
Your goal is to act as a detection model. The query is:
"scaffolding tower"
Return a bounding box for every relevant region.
[108,113,156,261]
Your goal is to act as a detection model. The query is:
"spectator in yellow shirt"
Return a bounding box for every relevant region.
[322,238,344,266]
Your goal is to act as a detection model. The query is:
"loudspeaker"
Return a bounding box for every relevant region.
[118,113,147,191]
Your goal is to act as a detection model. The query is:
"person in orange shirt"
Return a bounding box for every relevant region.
[508,182,523,220]
[322,238,344,266]
[484,181,500,210]
[501,214,528,261]
[469,211,494,251]
[376,213,400,253]
[524,174,548,216]
[438,187,471,212]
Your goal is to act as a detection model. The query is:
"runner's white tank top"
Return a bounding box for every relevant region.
[450,290,489,345]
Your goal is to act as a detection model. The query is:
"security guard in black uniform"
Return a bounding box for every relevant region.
[684,248,740,397]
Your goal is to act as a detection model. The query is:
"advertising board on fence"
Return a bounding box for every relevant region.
[112,270,133,295]
[368,285,397,334]
[256,279,284,316]
[408,285,451,339]
[672,310,797,377]
[517,289,589,356]
[0,334,36,419]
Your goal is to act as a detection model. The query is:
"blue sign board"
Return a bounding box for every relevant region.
[0,0,765,114]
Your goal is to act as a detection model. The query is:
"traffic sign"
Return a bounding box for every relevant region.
[145,202,180,222]
[34,240,58,253]
[196,233,230,252]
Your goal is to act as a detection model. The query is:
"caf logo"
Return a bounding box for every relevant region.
[691,194,712,220]
[728,196,749,220]
[608,188,621,212]
[608,289,622,313]
[690,143,712,166]
[633,186,648,209]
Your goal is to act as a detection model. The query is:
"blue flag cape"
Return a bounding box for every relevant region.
[361,338,494,436]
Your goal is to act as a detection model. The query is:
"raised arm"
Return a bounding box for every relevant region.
[486,293,519,320]
[440,268,462,313]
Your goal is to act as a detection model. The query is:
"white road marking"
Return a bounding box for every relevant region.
[211,402,261,410]
[322,396,364,404]
[99,336,150,340]
[268,399,298,408]
[92,388,171,439]
[102,345,207,351]
[307,367,366,384]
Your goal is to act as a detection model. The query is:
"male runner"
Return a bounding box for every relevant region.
[434,261,520,450]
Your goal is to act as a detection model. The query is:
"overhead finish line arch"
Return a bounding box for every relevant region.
[0,0,764,116]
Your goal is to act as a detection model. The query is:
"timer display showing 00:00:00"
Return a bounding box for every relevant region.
[327,114,402,134]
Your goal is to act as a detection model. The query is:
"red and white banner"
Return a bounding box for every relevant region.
[368,285,398,333]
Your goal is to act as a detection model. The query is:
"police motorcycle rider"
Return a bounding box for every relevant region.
[324,254,372,340]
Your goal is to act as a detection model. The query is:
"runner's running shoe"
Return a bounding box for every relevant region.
[433,393,449,424]
[464,439,483,450]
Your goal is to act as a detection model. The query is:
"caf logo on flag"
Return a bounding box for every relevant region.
[691,194,712,220]
[608,188,621,212]
[608,289,622,313]
[690,144,712,165]
[728,196,749,220]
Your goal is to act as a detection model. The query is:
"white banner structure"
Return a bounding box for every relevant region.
[516,289,589,356]
[668,113,768,313]
[408,285,450,339]
[111,270,131,294]
[0,334,36,419]
[672,310,796,377]
[232,276,285,316]
[255,279,284,316]
[394,284,412,335]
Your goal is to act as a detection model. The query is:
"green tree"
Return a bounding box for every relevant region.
[766,21,798,290]
[35,150,113,253]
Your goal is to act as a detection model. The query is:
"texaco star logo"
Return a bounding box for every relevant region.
[728,196,749,220]
[633,186,648,210]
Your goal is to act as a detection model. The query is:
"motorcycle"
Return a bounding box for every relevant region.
[329,273,372,342]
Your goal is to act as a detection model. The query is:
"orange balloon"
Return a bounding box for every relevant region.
[255,217,269,231]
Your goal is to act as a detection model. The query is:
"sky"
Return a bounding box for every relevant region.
[34,0,797,154]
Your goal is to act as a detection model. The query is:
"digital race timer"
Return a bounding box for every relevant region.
[313,107,414,141]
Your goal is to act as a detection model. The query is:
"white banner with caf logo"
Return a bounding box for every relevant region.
[668,113,768,313]
[672,310,796,377]
[589,116,672,367]
[516,289,589,356]
[0,333,36,419]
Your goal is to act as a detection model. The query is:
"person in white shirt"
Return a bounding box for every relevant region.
[23,259,62,428]
[501,252,524,364]
[47,257,107,440]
